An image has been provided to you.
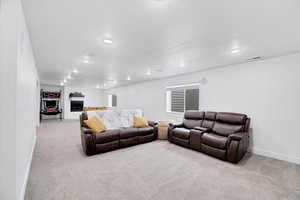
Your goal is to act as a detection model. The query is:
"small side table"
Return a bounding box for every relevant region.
[158,121,169,140]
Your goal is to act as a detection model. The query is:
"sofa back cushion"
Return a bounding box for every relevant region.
[88,109,143,129]
[212,112,247,136]
[216,112,247,125]
[183,111,204,129]
[202,111,217,128]
[212,122,244,136]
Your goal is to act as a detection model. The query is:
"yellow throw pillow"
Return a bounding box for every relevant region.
[133,116,149,128]
[84,116,107,133]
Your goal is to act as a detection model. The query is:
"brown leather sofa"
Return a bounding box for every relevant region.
[168,111,250,163]
[80,112,158,155]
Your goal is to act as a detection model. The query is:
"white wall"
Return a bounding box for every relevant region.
[15,1,39,200]
[0,0,18,199]
[107,53,300,164]
[64,87,105,119]
[0,0,39,199]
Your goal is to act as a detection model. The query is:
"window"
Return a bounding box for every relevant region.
[166,84,199,113]
[108,94,117,107]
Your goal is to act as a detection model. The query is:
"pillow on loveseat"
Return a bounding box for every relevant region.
[84,116,107,133]
[133,116,149,128]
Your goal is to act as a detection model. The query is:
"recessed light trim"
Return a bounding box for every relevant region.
[63,79,67,83]
[60,82,64,86]
[146,69,152,76]
[103,39,113,44]
[231,48,240,54]
[96,84,100,89]
[82,59,89,64]
[73,69,78,73]
[126,76,131,81]
[67,74,72,79]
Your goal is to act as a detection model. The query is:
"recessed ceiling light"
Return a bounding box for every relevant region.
[146,69,152,76]
[180,62,185,68]
[63,79,67,83]
[231,48,240,54]
[103,39,113,44]
[82,59,89,64]
[96,84,100,89]
[60,82,64,86]
[126,76,131,81]
[67,74,72,79]
[72,69,78,73]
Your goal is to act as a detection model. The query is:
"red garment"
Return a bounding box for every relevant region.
[47,108,57,112]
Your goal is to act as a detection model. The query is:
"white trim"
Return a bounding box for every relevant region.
[251,148,300,165]
[69,97,84,101]
[19,134,36,200]
[165,82,200,89]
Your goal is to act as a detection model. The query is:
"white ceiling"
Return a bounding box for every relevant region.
[23,0,300,89]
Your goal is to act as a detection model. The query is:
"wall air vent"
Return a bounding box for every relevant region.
[246,56,262,62]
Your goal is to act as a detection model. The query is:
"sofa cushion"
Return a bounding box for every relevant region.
[201,133,228,149]
[138,126,154,136]
[95,129,119,144]
[216,112,247,125]
[204,111,217,120]
[184,111,204,119]
[84,116,107,133]
[172,128,190,139]
[120,127,139,139]
[212,122,243,136]
[183,119,202,129]
[133,116,149,128]
[202,112,217,128]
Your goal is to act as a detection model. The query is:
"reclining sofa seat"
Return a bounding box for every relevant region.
[168,111,250,163]
[80,112,158,155]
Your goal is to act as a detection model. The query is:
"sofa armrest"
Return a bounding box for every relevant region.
[81,127,96,134]
[80,127,96,155]
[227,132,249,163]
[194,126,211,132]
[148,121,158,127]
[169,122,184,129]
[228,132,247,141]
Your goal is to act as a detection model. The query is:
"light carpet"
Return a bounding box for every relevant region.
[25,120,300,200]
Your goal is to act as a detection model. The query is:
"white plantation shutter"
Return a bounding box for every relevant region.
[108,94,117,107]
[171,90,184,112]
[185,88,199,111]
[112,94,117,107]
[166,83,200,113]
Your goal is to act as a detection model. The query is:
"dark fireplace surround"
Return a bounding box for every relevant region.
[70,101,84,112]
[69,92,85,112]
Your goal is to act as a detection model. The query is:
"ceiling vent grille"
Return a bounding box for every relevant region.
[246,56,262,62]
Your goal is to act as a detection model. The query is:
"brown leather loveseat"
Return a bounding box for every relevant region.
[80,112,158,155]
[168,111,250,163]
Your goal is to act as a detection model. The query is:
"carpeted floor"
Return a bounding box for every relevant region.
[25,120,300,200]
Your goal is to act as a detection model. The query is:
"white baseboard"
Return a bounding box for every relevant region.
[251,148,300,165]
[19,134,37,200]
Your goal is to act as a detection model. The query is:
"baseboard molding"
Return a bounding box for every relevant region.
[19,134,37,200]
[251,148,300,165]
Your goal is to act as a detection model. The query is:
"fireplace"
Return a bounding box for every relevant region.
[70,101,84,112]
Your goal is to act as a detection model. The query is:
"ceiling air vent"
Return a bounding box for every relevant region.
[246,56,262,62]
